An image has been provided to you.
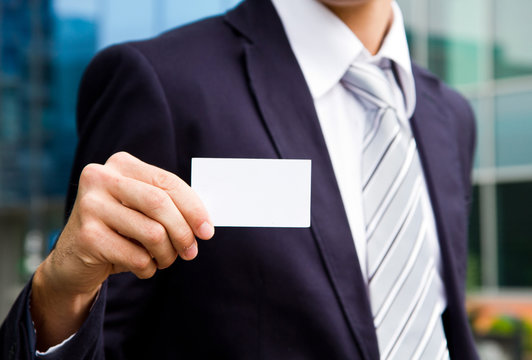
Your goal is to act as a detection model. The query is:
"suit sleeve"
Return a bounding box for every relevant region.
[1,42,179,359]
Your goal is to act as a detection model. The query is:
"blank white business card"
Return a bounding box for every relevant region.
[191,158,311,227]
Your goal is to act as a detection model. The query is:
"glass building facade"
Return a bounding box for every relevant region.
[399,0,532,290]
[0,0,240,321]
[1,0,532,354]
[399,1,532,355]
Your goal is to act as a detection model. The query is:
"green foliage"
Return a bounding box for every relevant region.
[488,316,532,352]
[522,319,532,352]
[489,316,518,336]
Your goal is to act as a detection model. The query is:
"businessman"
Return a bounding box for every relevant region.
[1,0,478,358]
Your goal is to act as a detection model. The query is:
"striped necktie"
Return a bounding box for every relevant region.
[342,62,450,360]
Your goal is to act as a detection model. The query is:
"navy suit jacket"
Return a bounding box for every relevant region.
[1,0,478,358]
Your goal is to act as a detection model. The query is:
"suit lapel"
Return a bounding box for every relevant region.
[410,65,468,312]
[226,1,379,359]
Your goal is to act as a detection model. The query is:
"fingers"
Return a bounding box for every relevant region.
[90,224,158,279]
[86,153,209,261]
[71,152,211,287]
[105,152,214,240]
[96,193,178,269]
[103,174,199,261]
[38,153,211,311]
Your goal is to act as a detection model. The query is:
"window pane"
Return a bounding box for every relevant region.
[495,91,532,167]
[497,182,532,287]
[469,97,494,169]
[427,0,491,86]
[494,0,532,78]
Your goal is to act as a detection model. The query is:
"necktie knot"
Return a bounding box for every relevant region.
[342,62,397,111]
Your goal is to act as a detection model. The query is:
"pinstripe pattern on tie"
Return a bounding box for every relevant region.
[342,62,449,360]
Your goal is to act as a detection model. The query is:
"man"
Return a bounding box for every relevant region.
[1,0,478,358]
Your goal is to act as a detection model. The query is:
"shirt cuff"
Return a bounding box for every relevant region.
[35,333,76,357]
[30,283,106,359]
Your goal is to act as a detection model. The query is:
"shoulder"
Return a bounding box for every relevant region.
[412,64,472,112]
[80,14,248,113]
[412,63,476,188]
[88,15,243,81]
[412,64,476,151]
[77,14,246,114]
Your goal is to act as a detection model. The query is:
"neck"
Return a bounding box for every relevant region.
[324,0,394,56]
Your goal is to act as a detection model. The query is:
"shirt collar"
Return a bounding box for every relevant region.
[271,0,416,118]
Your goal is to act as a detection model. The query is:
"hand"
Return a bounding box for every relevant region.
[31,152,214,350]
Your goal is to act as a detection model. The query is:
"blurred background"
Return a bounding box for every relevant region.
[0,0,531,358]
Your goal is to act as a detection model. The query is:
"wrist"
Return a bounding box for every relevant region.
[31,257,100,350]
[34,255,101,305]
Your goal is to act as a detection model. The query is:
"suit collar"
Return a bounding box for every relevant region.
[271,0,364,99]
[270,0,416,117]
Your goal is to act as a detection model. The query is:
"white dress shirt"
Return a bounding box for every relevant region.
[270,0,446,311]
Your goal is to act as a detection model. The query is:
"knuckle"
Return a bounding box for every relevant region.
[80,163,116,192]
[77,192,99,215]
[145,223,167,245]
[144,188,169,213]
[153,170,178,191]
[175,225,195,248]
[107,151,131,166]
[137,266,157,279]
[158,252,177,270]
[131,253,152,273]
[77,220,101,247]
[79,163,103,187]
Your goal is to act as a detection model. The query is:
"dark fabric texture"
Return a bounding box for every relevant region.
[0,0,479,358]
[0,277,107,359]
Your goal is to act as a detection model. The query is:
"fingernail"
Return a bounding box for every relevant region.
[198,221,215,239]
[183,242,198,260]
